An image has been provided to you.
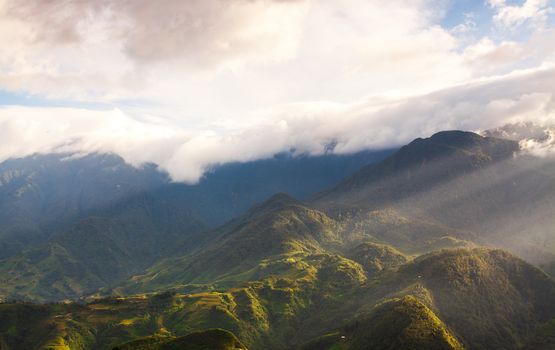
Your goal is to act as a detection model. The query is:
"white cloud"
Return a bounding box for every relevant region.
[489,0,554,29]
[0,0,309,100]
[0,0,554,181]
[519,126,555,157]
[0,64,553,183]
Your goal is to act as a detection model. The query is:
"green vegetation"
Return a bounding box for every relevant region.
[2,131,555,349]
[112,329,248,350]
[0,193,204,302]
[523,318,555,350]
[2,248,554,350]
[397,249,555,350]
[118,193,343,294]
[347,241,407,275]
[302,296,463,350]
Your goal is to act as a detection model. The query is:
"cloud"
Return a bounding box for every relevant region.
[1,0,308,67]
[0,0,552,108]
[488,0,554,29]
[0,0,553,182]
[520,128,555,157]
[0,0,309,102]
[0,64,553,183]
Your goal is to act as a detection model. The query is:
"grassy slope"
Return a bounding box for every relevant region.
[0,258,365,350]
[397,249,555,350]
[118,194,344,294]
[2,248,555,350]
[339,209,476,255]
[119,195,476,297]
[346,241,408,274]
[282,248,555,350]
[112,329,248,350]
[301,296,463,350]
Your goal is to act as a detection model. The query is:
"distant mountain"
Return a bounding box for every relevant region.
[314,130,519,210]
[314,130,555,264]
[0,149,391,301]
[149,149,394,225]
[0,153,168,259]
[0,192,204,301]
[0,149,392,259]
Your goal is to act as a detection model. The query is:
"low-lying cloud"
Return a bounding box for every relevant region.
[1,64,553,183]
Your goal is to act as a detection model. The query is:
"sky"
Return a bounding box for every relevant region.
[0,0,554,182]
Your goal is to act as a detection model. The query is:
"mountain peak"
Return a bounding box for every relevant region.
[428,130,483,146]
[250,192,303,214]
[313,130,520,209]
[400,130,517,162]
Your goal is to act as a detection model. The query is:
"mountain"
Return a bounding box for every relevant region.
[157,149,393,226]
[0,192,204,301]
[299,248,555,350]
[397,249,555,349]
[314,130,519,210]
[119,193,344,294]
[118,192,470,296]
[0,149,391,260]
[1,248,554,350]
[346,241,408,274]
[314,130,555,264]
[337,208,476,255]
[301,296,463,350]
[0,153,168,260]
[2,128,555,349]
[0,149,391,301]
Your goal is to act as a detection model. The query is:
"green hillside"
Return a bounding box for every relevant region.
[112,329,248,350]
[2,131,555,349]
[523,319,555,350]
[0,193,205,302]
[338,208,476,255]
[301,296,463,350]
[346,241,407,274]
[119,193,344,294]
[2,247,554,350]
[396,249,555,350]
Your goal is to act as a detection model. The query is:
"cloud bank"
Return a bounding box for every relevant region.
[1,64,553,183]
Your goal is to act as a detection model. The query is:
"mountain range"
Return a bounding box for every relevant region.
[1,127,555,349]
